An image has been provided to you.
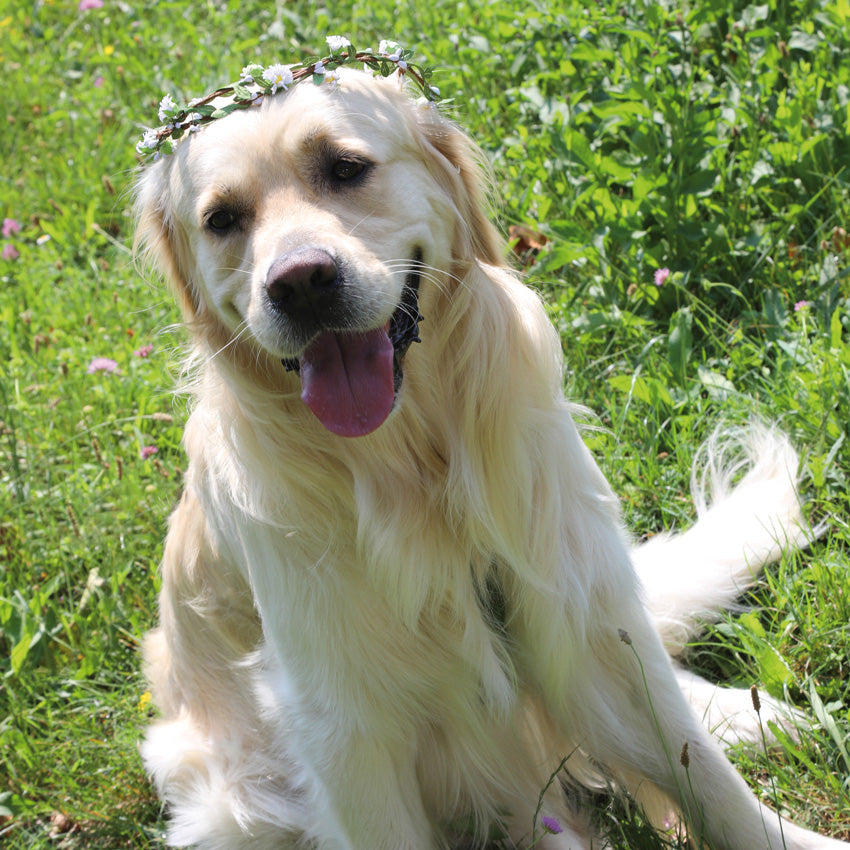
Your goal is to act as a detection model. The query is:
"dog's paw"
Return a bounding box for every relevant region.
[675,667,805,750]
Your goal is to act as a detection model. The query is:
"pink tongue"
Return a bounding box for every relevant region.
[299,327,395,437]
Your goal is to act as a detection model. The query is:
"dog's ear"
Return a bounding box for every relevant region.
[410,107,504,265]
[134,162,200,322]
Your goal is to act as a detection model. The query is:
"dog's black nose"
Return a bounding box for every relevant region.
[265,248,340,315]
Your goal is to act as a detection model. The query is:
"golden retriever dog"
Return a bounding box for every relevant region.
[135,65,845,849]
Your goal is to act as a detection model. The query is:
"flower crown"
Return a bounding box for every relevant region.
[136,37,440,159]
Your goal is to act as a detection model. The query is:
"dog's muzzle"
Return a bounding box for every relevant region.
[277,250,423,438]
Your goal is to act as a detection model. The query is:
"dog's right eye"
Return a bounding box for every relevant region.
[332,158,367,182]
[205,208,238,234]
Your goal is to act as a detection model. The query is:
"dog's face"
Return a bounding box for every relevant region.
[136,70,500,437]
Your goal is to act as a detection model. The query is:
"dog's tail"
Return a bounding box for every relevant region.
[632,425,815,656]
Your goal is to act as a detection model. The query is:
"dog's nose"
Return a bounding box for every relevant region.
[265,248,339,314]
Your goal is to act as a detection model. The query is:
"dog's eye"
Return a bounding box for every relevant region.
[330,158,369,183]
[205,208,238,234]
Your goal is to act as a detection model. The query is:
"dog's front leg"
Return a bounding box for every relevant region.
[285,717,435,850]
[241,535,436,849]
[515,587,844,850]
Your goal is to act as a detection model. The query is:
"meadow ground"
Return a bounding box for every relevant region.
[1,0,849,847]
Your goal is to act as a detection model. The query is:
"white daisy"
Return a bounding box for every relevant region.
[157,94,177,123]
[326,35,351,52]
[378,39,403,59]
[240,63,264,82]
[262,64,294,94]
[136,130,159,154]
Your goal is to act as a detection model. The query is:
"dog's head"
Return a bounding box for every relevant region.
[135,69,503,437]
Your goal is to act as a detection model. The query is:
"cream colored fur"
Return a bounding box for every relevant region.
[134,69,843,849]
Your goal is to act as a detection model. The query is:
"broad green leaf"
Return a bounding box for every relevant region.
[788,30,820,52]
[211,104,239,118]
[697,365,736,400]
[762,288,788,340]
[667,309,693,384]
[10,630,32,676]
[809,680,850,774]
[755,644,793,696]
[608,374,673,407]
[739,611,766,638]
[831,308,843,349]
[552,126,598,173]
[0,792,14,818]
[680,169,717,196]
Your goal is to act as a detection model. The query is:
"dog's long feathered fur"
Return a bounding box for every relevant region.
[135,69,844,849]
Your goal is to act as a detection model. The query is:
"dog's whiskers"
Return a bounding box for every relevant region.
[383,258,466,298]
[346,212,376,237]
[217,266,255,277]
[204,321,252,366]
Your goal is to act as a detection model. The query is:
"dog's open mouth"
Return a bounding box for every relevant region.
[282,254,423,438]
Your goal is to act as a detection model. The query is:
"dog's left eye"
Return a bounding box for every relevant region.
[330,158,370,183]
[205,208,239,234]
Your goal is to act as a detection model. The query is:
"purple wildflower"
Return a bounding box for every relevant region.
[541,816,562,834]
[2,218,21,238]
[134,344,154,358]
[140,445,158,460]
[794,300,810,312]
[654,267,670,287]
[87,357,119,373]
[2,244,20,261]
[79,0,104,8]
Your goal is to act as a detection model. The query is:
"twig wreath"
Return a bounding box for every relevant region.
[136,37,440,159]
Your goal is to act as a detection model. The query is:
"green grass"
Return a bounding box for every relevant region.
[1,0,848,846]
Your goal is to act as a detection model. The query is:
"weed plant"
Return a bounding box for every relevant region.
[1,0,848,847]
